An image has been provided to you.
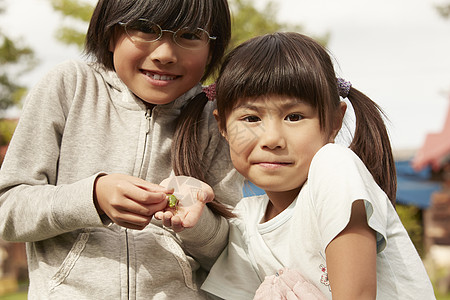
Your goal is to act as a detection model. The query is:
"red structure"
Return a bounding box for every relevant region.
[411,99,450,293]
[413,99,450,171]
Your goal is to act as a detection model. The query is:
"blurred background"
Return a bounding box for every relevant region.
[0,0,449,298]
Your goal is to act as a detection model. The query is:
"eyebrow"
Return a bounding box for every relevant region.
[233,98,305,111]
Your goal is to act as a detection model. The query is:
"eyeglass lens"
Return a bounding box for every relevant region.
[124,19,212,49]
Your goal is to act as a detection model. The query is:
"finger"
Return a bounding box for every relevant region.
[113,196,168,217]
[132,177,174,194]
[196,189,214,203]
[108,208,152,227]
[126,189,168,205]
[154,211,164,220]
[170,215,184,232]
[161,211,175,227]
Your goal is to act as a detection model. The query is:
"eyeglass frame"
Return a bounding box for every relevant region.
[118,18,217,50]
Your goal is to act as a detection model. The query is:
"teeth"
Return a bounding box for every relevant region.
[145,72,175,81]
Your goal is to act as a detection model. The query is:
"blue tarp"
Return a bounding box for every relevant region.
[395,160,441,209]
[243,160,441,209]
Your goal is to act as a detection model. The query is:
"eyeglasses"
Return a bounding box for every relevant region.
[118,18,216,50]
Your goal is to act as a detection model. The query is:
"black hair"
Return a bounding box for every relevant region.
[215,32,397,204]
[84,0,231,80]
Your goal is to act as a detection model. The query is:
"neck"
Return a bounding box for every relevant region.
[263,188,300,222]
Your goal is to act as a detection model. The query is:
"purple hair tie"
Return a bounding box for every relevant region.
[337,78,351,98]
[202,83,216,101]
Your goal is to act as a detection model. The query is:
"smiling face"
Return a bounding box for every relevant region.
[223,95,334,205]
[110,28,210,105]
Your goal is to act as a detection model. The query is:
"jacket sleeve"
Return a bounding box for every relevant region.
[0,61,104,242]
[178,207,229,270]
[177,100,244,269]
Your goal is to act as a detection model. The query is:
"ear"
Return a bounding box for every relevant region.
[213,109,227,140]
[331,101,347,138]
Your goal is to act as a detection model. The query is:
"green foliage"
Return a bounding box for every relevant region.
[437,3,450,18]
[0,291,27,300]
[396,204,424,256]
[51,0,93,22]
[55,27,87,48]
[0,5,36,113]
[50,0,94,49]
[48,0,328,51]
[0,119,18,146]
[229,0,302,47]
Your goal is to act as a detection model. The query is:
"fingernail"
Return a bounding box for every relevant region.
[202,191,208,201]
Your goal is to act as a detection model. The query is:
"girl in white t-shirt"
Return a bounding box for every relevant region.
[200,32,436,299]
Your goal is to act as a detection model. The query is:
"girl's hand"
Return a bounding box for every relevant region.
[254,268,327,300]
[94,173,173,230]
[154,176,215,232]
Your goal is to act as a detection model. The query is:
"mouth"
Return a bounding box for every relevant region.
[255,162,293,168]
[141,70,179,81]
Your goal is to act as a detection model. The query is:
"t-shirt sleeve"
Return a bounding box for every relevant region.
[307,144,390,253]
[201,217,262,300]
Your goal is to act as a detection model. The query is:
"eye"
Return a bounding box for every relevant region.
[178,29,203,41]
[242,115,261,122]
[285,113,302,122]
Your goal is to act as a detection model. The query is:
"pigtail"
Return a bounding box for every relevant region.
[171,93,235,219]
[347,88,397,205]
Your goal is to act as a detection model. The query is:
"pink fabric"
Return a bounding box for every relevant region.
[254,268,327,300]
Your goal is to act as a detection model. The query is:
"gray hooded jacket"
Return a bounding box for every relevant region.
[0,60,243,299]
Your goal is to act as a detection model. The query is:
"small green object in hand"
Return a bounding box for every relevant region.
[167,194,178,209]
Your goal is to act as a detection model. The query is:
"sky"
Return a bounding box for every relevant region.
[1,0,450,152]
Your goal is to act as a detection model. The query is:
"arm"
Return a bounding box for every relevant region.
[325,200,377,300]
[0,61,172,241]
[0,63,101,242]
[154,176,229,270]
[178,207,229,270]
[176,102,243,268]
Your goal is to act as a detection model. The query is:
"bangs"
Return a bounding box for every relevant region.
[216,32,338,132]
[121,0,213,30]
[217,33,324,108]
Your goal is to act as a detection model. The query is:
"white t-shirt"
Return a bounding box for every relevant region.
[202,143,435,300]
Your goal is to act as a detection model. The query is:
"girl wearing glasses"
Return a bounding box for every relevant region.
[0,0,243,298]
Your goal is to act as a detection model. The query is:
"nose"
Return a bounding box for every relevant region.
[260,121,286,150]
[149,34,178,65]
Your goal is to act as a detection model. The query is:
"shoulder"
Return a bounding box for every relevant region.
[311,143,359,166]
[309,143,370,181]
[306,143,384,213]
[32,60,102,92]
[233,194,267,221]
[44,60,95,77]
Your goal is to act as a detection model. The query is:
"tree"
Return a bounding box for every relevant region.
[437,3,450,18]
[229,0,303,47]
[49,0,326,51]
[0,0,36,114]
[50,0,94,49]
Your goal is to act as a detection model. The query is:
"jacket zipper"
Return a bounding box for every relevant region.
[138,107,153,178]
[126,228,130,299]
[126,107,153,299]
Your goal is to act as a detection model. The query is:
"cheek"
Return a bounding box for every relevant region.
[185,50,210,79]
[226,122,260,157]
